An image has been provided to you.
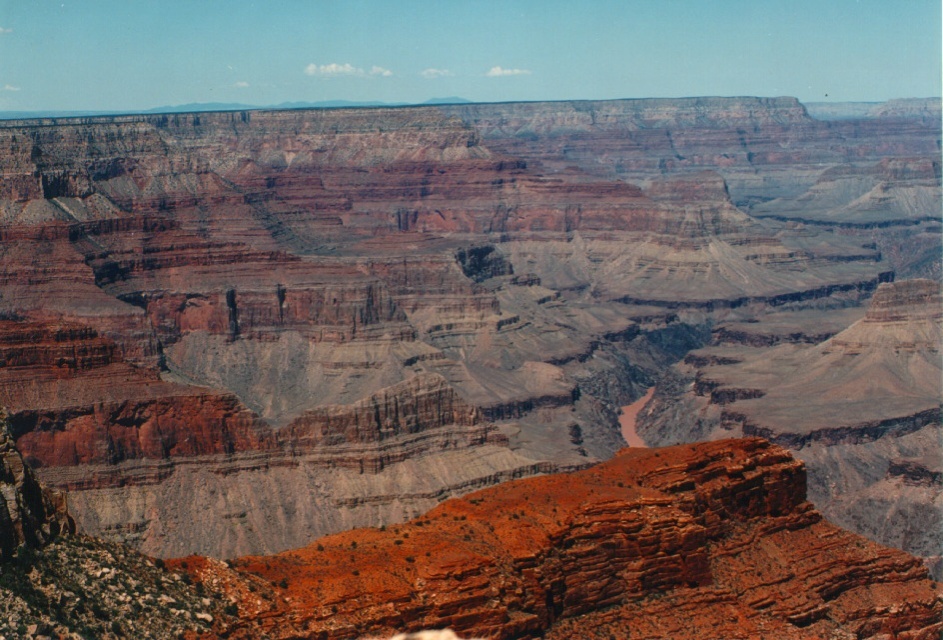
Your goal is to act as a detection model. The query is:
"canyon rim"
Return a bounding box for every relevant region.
[0,93,938,639]
[0,3,940,631]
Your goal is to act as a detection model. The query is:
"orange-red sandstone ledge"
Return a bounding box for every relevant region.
[169,438,942,640]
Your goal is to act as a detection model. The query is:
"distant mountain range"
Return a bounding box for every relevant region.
[0,97,475,120]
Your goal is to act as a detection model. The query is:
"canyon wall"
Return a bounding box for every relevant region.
[2,437,938,638]
[0,97,937,557]
[637,279,943,575]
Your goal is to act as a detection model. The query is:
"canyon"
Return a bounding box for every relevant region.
[1,425,940,638]
[171,438,942,639]
[637,278,943,576]
[0,413,228,638]
[0,96,937,570]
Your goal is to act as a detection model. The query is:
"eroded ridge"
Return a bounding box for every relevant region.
[168,439,941,640]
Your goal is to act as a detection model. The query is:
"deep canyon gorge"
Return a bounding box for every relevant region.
[0,95,939,638]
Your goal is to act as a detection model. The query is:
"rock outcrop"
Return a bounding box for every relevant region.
[37,371,537,558]
[0,411,74,561]
[0,316,275,468]
[637,279,943,573]
[169,439,942,640]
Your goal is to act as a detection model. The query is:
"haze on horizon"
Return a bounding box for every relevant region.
[0,0,939,113]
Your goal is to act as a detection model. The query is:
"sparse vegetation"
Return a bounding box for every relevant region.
[0,535,232,639]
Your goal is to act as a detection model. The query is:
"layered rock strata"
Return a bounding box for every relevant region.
[35,372,542,558]
[637,279,943,573]
[169,439,942,640]
[0,98,936,557]
[0,317,274,468]
[442,97,941,204]
[443,97,941,281]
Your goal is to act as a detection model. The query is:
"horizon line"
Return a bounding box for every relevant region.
[0,95,940,125]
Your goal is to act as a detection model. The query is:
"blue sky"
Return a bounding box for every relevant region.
[0,0,939,111]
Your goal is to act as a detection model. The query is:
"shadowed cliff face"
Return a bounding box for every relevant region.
[0,98,937,557]
[167,439,943,640]
[0,412,74,561]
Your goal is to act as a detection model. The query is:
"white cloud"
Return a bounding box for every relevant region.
[2,84,20,92]
[304,63,392,78]
[0,27,12,35]
[233,81,250,88]
[305,62,361,77]
[421,68,454,79]
[485,66,531,77]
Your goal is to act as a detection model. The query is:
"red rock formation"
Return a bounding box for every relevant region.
[0,315,506,476]
[0,317,274,469]
[170,439,942,640]
[12,394,272,468]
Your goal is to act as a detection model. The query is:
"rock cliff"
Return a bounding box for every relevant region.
[0,413,234,638]
[0,411,74,561]
[0,97,936,558]
[637,279,943,574]
[37,372,537,558]
[443,97,940,281]
[170,439,942,640]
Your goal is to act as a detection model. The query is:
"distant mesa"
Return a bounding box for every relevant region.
[2,95,938,121]
[421,97,474,105]
[0,97,474,120]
